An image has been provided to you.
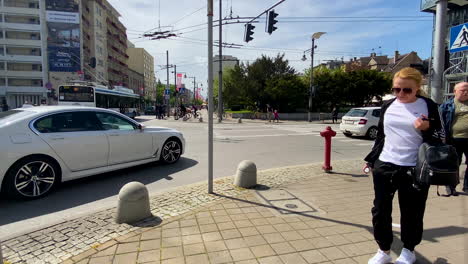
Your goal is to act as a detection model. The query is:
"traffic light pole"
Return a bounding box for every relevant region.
[166,50,170,117]
[218,0,223,122]
[207,0,214,194]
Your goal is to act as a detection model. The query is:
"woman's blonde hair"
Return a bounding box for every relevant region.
[393,67,427,96]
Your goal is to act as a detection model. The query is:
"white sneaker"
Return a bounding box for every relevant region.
[395,248,416,264]
[368,249,392,264]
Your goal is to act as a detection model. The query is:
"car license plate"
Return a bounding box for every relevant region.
[345,120,354,124]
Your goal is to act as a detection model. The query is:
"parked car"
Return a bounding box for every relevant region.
[0,106,185,199]
[339,107,380,139]
[144,106,156,115]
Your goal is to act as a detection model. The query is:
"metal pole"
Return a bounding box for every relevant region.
[208,0,214,194]
[431,0,448,104]
[193,77,196,103]
[174,65,177,111]
[308,37,315,122]
[166,50,170,116]
[218,0,223,122]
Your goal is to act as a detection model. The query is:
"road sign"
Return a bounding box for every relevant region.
[180,88,185,94]
[164,89,170,95]
[449,23,468,53]
[164,94,170,99]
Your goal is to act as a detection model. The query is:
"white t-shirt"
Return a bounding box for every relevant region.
[379,98,428,166]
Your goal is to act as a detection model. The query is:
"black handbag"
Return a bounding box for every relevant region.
[414,142,460,188]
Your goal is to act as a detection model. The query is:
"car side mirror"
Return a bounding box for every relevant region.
[138,124,145,130]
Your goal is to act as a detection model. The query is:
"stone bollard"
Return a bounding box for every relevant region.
[234,160,257,188]
[238,118,242,123]
[115,182,152,224]
[199,117,203,122]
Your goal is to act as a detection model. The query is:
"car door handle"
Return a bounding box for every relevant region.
[50,136,64,140]
[109,134,120,137]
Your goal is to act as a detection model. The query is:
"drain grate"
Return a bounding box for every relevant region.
[256,189,318,215]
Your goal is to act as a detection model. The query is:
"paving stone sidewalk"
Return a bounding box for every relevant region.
[63,161,467,264]
[2,160,467,264]
[1,159,351,264]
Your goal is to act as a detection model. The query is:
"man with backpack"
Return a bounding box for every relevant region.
[440,82,468,195]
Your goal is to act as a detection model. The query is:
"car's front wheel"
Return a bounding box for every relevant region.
[3,156,60,199]
[160,139,182,164]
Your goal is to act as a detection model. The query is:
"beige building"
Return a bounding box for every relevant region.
[82,0,108,84]
[127,44,155,100]
[128,67,144,96]
[105,3,128,88]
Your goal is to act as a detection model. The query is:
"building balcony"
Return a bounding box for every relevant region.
[0,54,42,62]
[1,6,40,16]
[0,86,6,96]
[0,22,41,31]
[0,70,42,78]
[6,86,46,94]
[0,38,41,46]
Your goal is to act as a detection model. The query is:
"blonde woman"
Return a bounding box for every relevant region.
[365,67,444,264]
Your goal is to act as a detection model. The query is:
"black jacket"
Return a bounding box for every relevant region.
[364,96,444,167]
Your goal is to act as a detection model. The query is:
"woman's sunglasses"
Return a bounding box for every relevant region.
[392,88,413,94]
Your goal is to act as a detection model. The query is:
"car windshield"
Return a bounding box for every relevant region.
[0,110,35,127]
[346,109,368,117]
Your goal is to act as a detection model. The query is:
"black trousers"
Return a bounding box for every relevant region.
[371,159,430,251]
[453,138,468,190]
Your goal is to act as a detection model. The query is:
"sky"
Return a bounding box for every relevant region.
[108,0,434,97]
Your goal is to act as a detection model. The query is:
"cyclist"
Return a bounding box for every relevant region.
[180,104,187,118]
[192,105,198,118]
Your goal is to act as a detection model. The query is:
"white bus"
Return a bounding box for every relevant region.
[58,82,140,118]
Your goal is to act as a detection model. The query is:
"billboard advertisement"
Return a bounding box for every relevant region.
[48,47,80,72]
[46,0,79,12]
[47,22,80,48]
[46,0,80,73]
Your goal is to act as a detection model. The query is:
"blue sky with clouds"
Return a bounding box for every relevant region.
[108,0,434,97]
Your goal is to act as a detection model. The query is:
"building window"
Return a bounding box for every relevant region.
[5,15,40,25]
[8,78,42,87]
[6,46,41,56]
[6,62,41,71]
[98,59,104,66]
[0,62,4,71]
[5,31,41,40]
[0,78,5,86]
[4,0,39,9]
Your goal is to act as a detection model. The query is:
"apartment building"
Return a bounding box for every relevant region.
[105,2,128,88]
[0,0,46,108]
[82,0,108,84]
[127,42,155,100]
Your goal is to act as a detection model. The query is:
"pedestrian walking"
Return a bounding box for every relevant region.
[273,109,280,123]
[266,104,273,122]
[364,67,444,264]
[332,107,338,123]
[439,82,468,195]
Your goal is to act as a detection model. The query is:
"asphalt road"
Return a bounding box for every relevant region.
[0,115,374,240]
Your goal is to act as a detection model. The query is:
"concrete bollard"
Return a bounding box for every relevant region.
[115,182,152,224]
[234,160,257,188]
[238,118,242,123]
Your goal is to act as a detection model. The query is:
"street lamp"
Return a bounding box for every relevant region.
[303,32,326,122]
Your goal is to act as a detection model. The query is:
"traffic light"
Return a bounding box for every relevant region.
[244,23,255,42]
[266,10,278,34]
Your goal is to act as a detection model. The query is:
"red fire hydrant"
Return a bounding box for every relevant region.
[320,126,336,173]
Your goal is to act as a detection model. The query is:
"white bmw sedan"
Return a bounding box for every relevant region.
[0,106,185,199]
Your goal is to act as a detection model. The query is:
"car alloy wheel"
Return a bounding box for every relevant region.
[14,161,56,198]
[161,140,181,164]
[368,127,378,140]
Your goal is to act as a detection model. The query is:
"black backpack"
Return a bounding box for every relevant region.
[414,142,459,188]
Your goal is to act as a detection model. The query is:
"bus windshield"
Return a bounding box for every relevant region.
[59,86,94,102]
